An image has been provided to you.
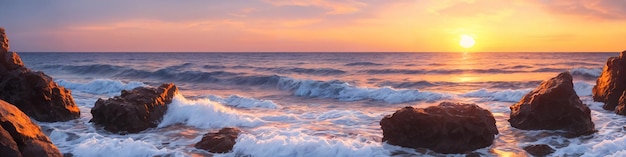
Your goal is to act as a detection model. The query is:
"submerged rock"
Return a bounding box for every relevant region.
[90,83,178,133]
[195,127,241,153]
[380,102,498,154]
[593,50,626,111]
[0,27,80,122]
[523,144,555,156]
[509,72,595,137]
[0,99,62,157]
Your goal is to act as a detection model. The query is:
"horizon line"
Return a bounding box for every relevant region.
[14,51,620,53]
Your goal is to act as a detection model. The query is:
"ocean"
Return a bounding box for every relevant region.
[18,52,626,156]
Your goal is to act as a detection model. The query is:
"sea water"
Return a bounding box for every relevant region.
[18,52,626,156]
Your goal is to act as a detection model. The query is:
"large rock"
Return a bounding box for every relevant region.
[380,102,498,154]
[509,72,595,137]
[90,83,178,133]
[0,28,80,122]
[195,128,241,153]
[0,99,62,157]
[593,50,626,111]
[523,144,555,156]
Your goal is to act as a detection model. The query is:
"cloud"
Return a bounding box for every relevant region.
[263,0,368,14]
[528,0,626,20]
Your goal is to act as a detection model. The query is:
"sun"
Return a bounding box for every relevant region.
[459,35,475,48]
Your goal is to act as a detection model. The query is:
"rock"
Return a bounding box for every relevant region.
[523,144,555,156]
[380,102,498,154]
[0,99,62,157]
[195,128,241,153]
[593,50,626,111]
[0,27,80,122]
[509,72,595,137]
[617,91,626,115]
[90,83,178,133]
[1,28,9,52]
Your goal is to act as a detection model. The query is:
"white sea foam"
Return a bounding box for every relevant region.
[277,77,448,103]
[316,110,382,126]
[574,81,594,96]
[462,88,532,102]
[206,95,279,109]
[158,94,264,129]
[71,136,170,157]
[227,127,389,157]
[57,79,145,95]
[570,67,602,77]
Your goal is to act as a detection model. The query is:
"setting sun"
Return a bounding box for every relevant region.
[459,35,475,48]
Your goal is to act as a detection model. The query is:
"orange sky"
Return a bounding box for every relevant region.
[1,0,625,52]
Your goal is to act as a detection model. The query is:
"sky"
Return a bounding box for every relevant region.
[1,0,625,52]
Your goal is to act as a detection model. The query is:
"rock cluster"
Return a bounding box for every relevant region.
[90,83,178,133]
[0,28,80,122]
[0,99,62,157]
[195,127,241,153]
[593,50,626,115]
[380,102,498,154]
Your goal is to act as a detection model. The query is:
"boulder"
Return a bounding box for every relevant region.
[195,128,241,153]
[0,99,62,157]
[380,102,498,154]
[616,91,626,115]
[523,144,555,157]
[509,72,595,137]
[593,50,626,111]
[0,27,80,122]
[90,83,178,133]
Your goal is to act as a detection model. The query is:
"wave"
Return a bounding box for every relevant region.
[277,77,448,103]
[72,136,170,157]
[205,95,279,109]
[361,69,524,75]
[344,62,383,66]
[462,81,595,102]
[256,67,346,76]
[158,94,264,129]
[376,81,437,89]
[462,88,532,102]
[57,79,145,95]
[570,68,602,78]
[231,127,389,157]
[202,65,227,69]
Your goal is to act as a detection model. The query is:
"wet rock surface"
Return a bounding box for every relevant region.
[380,102,498,154]
[523,144,555,156]
[593,50,626,111]
[90,83,178,133]
[195,127,241,153]
[0,27,80,122]
[0,99,62,157]
[509,72,595,137]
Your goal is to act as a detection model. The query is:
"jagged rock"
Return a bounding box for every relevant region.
[509,72,595,137]
[90,83,178,133]
[0,27,80,122]
[617,91,626,115]
[380,102,498,154]
[593,50,626,111]
[195,128,241,153]
[0,99,62,157]
[523,144,555,156]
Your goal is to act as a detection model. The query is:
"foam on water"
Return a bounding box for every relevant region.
[462,88,532,102]
[570,67,602,78]
[57,79,145,95]
[277,77,448,103]
[158,94,264,129]
[206,95,279,109]
[228,127,389,157]
[71,136,170,157]
[574,81,594,96]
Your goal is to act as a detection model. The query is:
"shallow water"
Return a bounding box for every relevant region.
[19,52,626,156]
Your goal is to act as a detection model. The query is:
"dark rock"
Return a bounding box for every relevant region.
[523,144,555,156]
[0,28,80,122]
[617,91,626,115]
[195,128,241,153]
[593,50,626,111]
[0,99,62,157]
[509,72,595,137]
[90,83,178,133]
[380,102,498,154]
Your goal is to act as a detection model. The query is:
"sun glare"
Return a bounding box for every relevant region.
[459,35,475,48]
